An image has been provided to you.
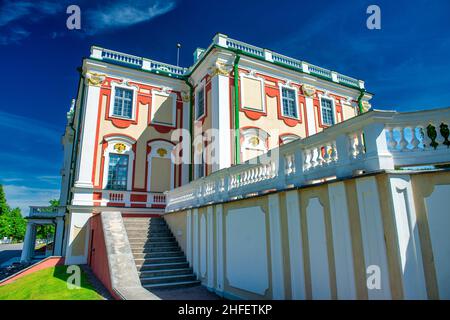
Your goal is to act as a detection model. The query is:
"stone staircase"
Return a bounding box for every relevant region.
[123,216,200,290]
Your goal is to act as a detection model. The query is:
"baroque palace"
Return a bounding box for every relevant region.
[21,33,450,300]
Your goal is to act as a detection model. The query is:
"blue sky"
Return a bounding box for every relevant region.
[0,0,449,213]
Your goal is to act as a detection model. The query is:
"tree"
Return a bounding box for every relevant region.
[0,184,27,241]
[0,185,9,216]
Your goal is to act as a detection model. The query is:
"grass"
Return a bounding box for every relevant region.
[0,266,104,300]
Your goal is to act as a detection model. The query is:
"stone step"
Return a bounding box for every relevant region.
[137,261,189,271]
[143,280,201,290]
[132,245,180,253]
[139,267,193,278]
[140,274,197,285]
[128,236,175,243]
[126,231,172,237]
[133,251,184,259]
[135,256,186,265]
[130,241,179,252]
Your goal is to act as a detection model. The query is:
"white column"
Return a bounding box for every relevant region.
[182,100,191,185]
[305,97,316,136]
[53,217,65,256]
[20,222,35,262]
[74,82,101,188]
[268,193,285,299]
[211,73,231,172]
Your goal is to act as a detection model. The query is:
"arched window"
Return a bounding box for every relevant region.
[147,140,175,193]
[102,135,135,190]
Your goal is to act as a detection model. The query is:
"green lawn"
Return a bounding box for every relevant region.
[0,266,104,300]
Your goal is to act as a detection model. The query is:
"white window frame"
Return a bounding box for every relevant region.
[195,83,206,121]
[102,136,135,190]
[147,140,175,192]
[278,84,300,120]
[319,95,336,126]
[151,89,177,127]
[109,82,138,121]
[240,72,266,113]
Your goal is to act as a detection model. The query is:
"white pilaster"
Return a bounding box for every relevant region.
[356,176,391,299]
[388,175,427,299]
[306,197,332,299]
[268,193,285,299]
[328,182,356,299]
[53,217,65,256]
[215,204,224,294]
[74,82,101,189]
[207,206,214,289]
[186,210,192,265]
[305,97,316,136]
[286,190,306,300]
[65,211,91,265]
[193,209,199,276]
[211,74,231,172]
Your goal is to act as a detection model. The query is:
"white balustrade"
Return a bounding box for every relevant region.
[166,107,450,212]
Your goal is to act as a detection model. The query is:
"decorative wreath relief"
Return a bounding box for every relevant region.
[157,148,167,157]
[440,123,450,148]
[114,143,126,153]
[426,124,439,150]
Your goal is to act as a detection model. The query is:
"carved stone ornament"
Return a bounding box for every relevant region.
[302,84,316,97]
[209,61,232,77]
[157,148,167,157]
[181,91,190,102]
[361,101,371,112]
[114,143,126,153]
[86,72,106,86]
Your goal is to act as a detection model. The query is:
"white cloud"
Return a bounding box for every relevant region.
[0,27,30,45]
[0,1,63,26]
[0,110,62,145]
[85,0,177,35]
[3,185,60,216]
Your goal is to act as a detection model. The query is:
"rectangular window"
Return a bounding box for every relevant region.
[106,154,129,190]
[281,88,298,118]
[196,87,205,120]
[320,98,335,125]
[113,88,133,119]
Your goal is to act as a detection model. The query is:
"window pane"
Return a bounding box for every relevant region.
[281,88,297,118]
[113,88,133,119]
[196,88,205,119]
[106,154,129,190]
[321,98,334,125]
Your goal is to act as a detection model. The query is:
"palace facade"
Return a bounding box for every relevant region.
[21,34,450,300]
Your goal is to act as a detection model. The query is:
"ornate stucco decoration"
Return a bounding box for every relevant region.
[361,101,371,112]
[181,91,190,102]
[209,61,232,77]
[161,86,171,94]
[157,148,167,157]
[114,143,126,153]
[302,84,316,97]
[86,72,106,86]
[249,136,260,147]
